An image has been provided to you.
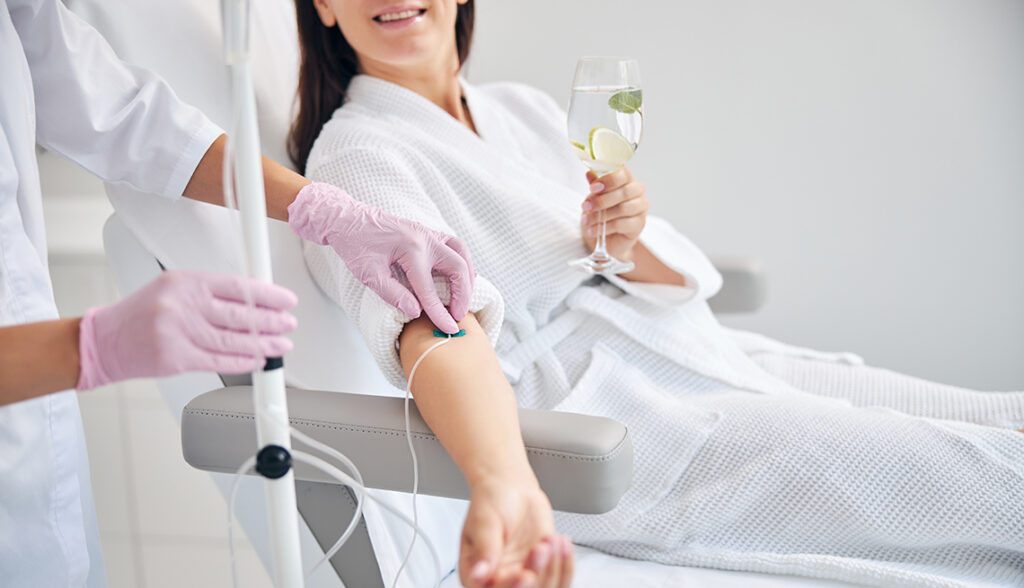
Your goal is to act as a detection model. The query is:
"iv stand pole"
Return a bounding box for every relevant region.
[222,1,305,586]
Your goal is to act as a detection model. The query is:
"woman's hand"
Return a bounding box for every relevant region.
[459,476,574,588]
[580,167,648,262]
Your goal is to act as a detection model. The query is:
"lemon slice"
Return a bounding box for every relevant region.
[588,127,634,167]
[569,140,588,159]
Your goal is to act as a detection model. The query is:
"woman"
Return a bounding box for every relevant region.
[290,1,1024,587]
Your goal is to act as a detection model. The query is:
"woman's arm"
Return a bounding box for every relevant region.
[621,242,688,285]
[399,313,573,588]
[399,313,531,483]
[580,168,686,286]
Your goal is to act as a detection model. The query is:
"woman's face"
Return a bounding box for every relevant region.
[312,0,466,71]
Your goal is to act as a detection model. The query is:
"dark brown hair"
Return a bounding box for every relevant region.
[288,1,476,172]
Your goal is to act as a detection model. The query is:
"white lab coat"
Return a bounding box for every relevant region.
[0,0,220,585]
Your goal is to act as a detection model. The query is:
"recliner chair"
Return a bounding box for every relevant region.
[71,2,865,586]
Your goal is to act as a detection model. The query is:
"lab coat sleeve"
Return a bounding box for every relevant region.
[9,0,223,198]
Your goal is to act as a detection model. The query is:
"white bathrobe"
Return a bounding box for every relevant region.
[303,75,1024,588]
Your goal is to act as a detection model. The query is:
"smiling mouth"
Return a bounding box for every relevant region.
[374,8,426,23]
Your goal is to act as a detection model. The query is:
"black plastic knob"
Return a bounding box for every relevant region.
[255,444,292,479]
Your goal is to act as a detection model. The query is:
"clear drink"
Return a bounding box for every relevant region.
[567,86,643,176]
[566,56,642,275]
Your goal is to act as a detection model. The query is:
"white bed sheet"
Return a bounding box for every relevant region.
[440,545,865,588]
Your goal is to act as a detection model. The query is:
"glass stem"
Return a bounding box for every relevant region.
[593,209,610,260]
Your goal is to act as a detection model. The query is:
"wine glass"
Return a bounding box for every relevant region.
[567,56,644,275]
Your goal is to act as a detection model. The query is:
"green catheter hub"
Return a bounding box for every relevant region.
[433,329,466,338]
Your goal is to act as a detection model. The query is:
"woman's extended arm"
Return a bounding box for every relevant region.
[399,313,573,588]
[580,168,687,286]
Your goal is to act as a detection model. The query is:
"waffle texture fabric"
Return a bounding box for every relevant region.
[302,75,1024,588]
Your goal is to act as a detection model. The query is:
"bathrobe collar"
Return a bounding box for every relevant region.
[344,74,509,160]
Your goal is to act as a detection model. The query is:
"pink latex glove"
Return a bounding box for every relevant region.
[288,182,474,333]
[77,270,297,390]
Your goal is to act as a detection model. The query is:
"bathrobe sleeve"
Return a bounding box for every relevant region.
[604,216,724,306]
[303,143,505,388]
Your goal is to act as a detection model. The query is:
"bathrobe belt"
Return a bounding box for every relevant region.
[500,284,796,395]
[499,309,587,383]
[498,281,632,384]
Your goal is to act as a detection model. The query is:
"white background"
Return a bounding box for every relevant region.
[467,0,1024,390]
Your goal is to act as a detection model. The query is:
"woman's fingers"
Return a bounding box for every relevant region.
[522,534,574,588]
[459,509,503,587]
[462,551,496,588]
[586,215,646,240]
[558,536,574,588]
[584,179,645,213]
[587,166,632,192]
[521,571,541,588]
[584,167,630,203]
[526,540,552,588]
[583,194,648,227]
[503,569,539,588]
[535,536,563,588]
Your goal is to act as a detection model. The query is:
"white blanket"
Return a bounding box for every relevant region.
[303,75,1024,588]
[441,545,862,588]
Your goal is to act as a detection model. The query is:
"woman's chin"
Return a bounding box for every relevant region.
[365,42,443,72]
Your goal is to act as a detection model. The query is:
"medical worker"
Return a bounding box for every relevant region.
[0,0,475,585]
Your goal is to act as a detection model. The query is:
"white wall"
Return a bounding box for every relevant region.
[466,0,1024,390]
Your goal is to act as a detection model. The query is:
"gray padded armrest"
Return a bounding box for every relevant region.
[708,254,767,314]
[182,386,632,514]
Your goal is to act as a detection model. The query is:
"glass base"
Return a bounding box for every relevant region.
[568,253,635,275]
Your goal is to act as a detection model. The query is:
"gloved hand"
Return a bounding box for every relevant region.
[77,270,297,390]
[287,182,474,334]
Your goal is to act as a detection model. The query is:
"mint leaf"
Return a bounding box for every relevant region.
[608,89,642,114]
